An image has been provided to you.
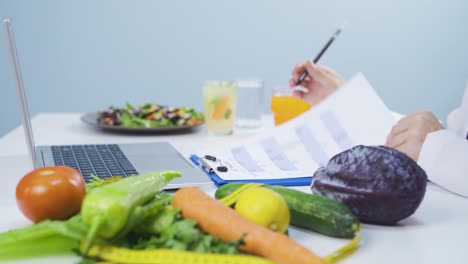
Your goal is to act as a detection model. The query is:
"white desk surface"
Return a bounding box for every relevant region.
[0,112,467,264]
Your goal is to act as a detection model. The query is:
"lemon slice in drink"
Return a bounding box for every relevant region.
[212,96,230,120]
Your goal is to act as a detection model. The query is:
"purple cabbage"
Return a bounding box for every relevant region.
[311,145,427,225]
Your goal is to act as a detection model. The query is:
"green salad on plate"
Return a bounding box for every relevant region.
[98,102,204,128]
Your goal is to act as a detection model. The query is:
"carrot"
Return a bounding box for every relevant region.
[173,187,326,264]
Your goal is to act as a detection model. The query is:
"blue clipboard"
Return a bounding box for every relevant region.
[190,155,313,187]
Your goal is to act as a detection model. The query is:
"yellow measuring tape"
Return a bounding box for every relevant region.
[323,225,361,264]
[87,244,275,264]
[218,183,362,264]
[218,183,264,206]
[88,183,360,264]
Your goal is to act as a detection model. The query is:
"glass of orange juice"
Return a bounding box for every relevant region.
[270,87,311,126]
[203,81,237,135]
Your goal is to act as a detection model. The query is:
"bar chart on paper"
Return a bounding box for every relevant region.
[190,73,396,184]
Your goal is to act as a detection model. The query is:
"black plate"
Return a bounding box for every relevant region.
[80,112,204,134]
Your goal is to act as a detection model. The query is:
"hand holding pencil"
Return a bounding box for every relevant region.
[289,62,344,105]
[289,24,346,106]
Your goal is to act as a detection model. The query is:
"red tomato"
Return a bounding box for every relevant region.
[16,166,86,223]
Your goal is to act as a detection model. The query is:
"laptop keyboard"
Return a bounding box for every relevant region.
[51,144,139,182]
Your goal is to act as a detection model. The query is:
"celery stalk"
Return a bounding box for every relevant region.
[0,215,86,260]
[0,221,79,259]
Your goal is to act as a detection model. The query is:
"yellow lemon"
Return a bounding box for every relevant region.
[234,187,290,232]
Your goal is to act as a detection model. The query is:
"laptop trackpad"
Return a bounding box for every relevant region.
[119,143,212,188]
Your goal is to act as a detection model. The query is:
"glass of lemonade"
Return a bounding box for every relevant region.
[203,81,237,135]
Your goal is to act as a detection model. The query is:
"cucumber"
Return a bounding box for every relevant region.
[215,183,359,238]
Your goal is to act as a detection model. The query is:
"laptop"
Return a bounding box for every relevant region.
[3,18,212,189]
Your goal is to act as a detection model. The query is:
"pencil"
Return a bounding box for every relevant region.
[295,24,344,86]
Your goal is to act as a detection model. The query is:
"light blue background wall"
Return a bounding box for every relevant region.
[1,0,467,137]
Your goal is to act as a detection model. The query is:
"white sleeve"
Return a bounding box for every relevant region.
[447,107,468,138]
[446,108,463,134]
[418,130,468,197]
[447,83,468,137]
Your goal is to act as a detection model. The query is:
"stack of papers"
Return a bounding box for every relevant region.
[190,73,397,186]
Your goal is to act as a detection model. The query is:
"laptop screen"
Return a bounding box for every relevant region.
[4,18,38,168]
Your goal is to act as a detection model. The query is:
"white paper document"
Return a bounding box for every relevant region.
[194,73,397,181]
